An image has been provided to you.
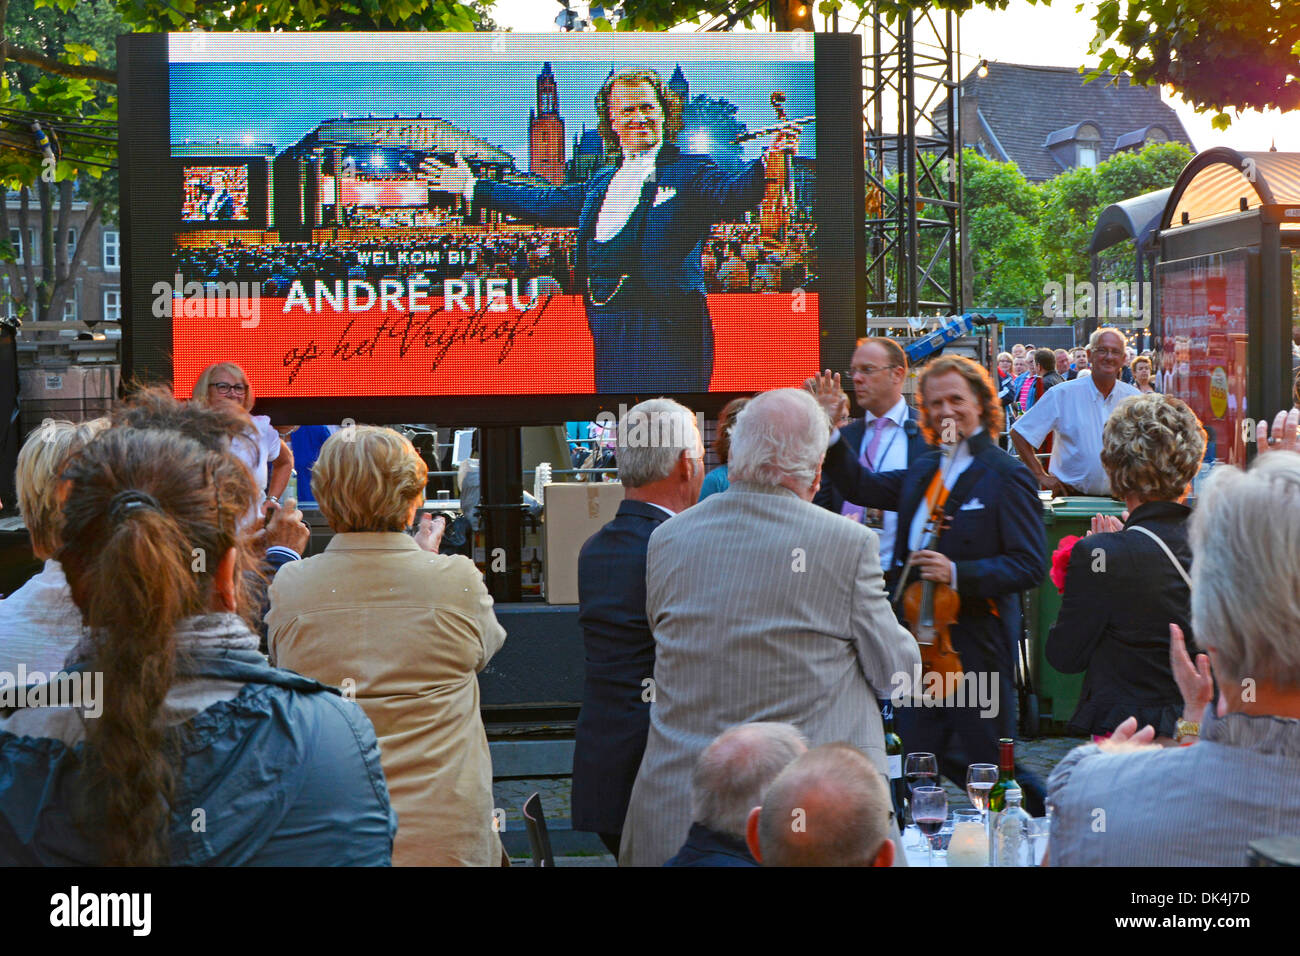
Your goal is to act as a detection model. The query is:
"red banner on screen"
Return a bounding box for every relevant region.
[171,292,818,397]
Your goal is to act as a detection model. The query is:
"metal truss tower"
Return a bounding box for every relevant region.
[863,6,964,320]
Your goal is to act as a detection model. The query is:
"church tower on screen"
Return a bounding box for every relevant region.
[529,62,566,186]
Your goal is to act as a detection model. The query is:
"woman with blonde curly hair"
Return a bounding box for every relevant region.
[1046,392,1206,741]
[266,425,508,866]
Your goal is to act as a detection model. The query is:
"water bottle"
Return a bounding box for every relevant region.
[534,461,552,502]
[993,785,1033,866]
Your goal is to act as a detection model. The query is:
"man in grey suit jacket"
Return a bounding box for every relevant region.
[619,388,921,867]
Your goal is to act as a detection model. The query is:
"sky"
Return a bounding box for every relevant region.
[170,56,814,164]
[492,0,1300,154]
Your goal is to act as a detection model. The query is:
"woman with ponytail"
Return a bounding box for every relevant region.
[0,426,395,865]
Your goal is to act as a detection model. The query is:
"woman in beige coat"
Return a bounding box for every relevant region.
[267,426,507,865]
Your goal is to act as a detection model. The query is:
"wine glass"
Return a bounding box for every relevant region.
[903,752,937,846]
[966,763,998,829]
[911,786,948,867]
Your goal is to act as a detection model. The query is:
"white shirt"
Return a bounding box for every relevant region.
[830,397,910,566]
[594,144,662,241]
[230,414,282,528]
[904,429,981,589]
[0,559,85,676]
[646,502,676,519]
[1011,375,1140,496]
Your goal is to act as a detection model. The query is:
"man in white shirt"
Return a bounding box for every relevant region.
[422,69,796,393]
[1010,327,1140,497]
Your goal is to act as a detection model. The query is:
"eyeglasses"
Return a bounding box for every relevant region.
[211,382,248,396]
[849,364,901,377]
[1090,348,1124,357]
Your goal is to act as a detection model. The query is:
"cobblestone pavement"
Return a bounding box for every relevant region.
[496,734,1089,866]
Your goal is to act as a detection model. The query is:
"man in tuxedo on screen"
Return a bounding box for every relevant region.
[422,69,798,393]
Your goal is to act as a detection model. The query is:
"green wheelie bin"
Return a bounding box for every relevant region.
[1024,495,1127,734]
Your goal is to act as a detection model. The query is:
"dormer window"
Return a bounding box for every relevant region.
[1045,120,1105,171]
[1076,123,1101,167]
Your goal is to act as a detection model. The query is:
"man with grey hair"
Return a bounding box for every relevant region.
[746,743,896,867]
[1011,326,1139,496]
[665,722,807,867]
[619,388,919,866]
[572,397,704,858]
[1047,427,1300,865]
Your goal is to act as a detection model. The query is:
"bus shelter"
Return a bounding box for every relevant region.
[1154,147,1300,468]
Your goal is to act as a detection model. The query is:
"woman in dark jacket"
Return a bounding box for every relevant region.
[1046,393,1206,741]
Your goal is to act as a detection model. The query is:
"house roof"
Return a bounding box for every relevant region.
[940,62,1195,181]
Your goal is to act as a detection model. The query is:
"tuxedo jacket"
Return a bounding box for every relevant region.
[472,144,766,297]
[816,406,929,514]
[822,429,1047,673]
[572,500,669,835]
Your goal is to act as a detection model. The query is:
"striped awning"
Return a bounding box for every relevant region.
[1162,147,1300,231]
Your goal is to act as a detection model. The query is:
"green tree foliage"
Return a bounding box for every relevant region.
[615,0,1299,117]
[1036,140,1193,300]
[0,0,122,322]
[962,149,1045,313]
[116,0,496,32]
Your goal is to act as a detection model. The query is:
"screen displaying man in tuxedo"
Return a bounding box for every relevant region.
[423,69,797,393]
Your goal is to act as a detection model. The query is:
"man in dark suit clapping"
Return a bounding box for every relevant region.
[572,398,704,857]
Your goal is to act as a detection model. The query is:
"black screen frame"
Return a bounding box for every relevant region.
[119,32,863,426]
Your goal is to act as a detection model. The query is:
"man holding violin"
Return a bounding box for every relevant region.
[812,355,1047,804]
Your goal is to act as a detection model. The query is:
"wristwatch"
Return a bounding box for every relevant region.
[1175,718,1200,744]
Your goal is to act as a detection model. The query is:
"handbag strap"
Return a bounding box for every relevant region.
[1128,524,1192,589]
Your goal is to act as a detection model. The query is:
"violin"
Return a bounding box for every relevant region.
[899,450,964,699]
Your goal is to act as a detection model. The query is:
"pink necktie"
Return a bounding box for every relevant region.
[864,415,889,470]
[842,417,889,523]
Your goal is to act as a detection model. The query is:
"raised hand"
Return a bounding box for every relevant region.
[1255,407,1300,454]
[1169,623,1214,721]
[413,513,446,554]
[420,152,474,196]
[763,124,800,171]
[805,368,846,431]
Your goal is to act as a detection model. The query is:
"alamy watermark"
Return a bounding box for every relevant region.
[152,273,261,328]
[1042,273,1151,325]
[593,404,704,449]
[889,664,1000,718]
[0,667,102,717]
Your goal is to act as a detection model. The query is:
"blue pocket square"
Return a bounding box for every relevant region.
[959,497,984,511]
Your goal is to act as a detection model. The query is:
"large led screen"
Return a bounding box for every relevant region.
[119,33,863,423]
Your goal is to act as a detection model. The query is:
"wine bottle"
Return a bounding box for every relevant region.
[987,737,1018,816]
[882,704,906,823]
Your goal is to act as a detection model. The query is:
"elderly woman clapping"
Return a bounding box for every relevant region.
[267,425,507,866]
[1045,393,1206,741]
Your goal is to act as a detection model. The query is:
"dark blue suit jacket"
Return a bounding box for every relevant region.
[815,405,928,515]
[663,822,758,867]
[822,429,1046,673]
[572,499,669,835]
[474,144,766,297]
